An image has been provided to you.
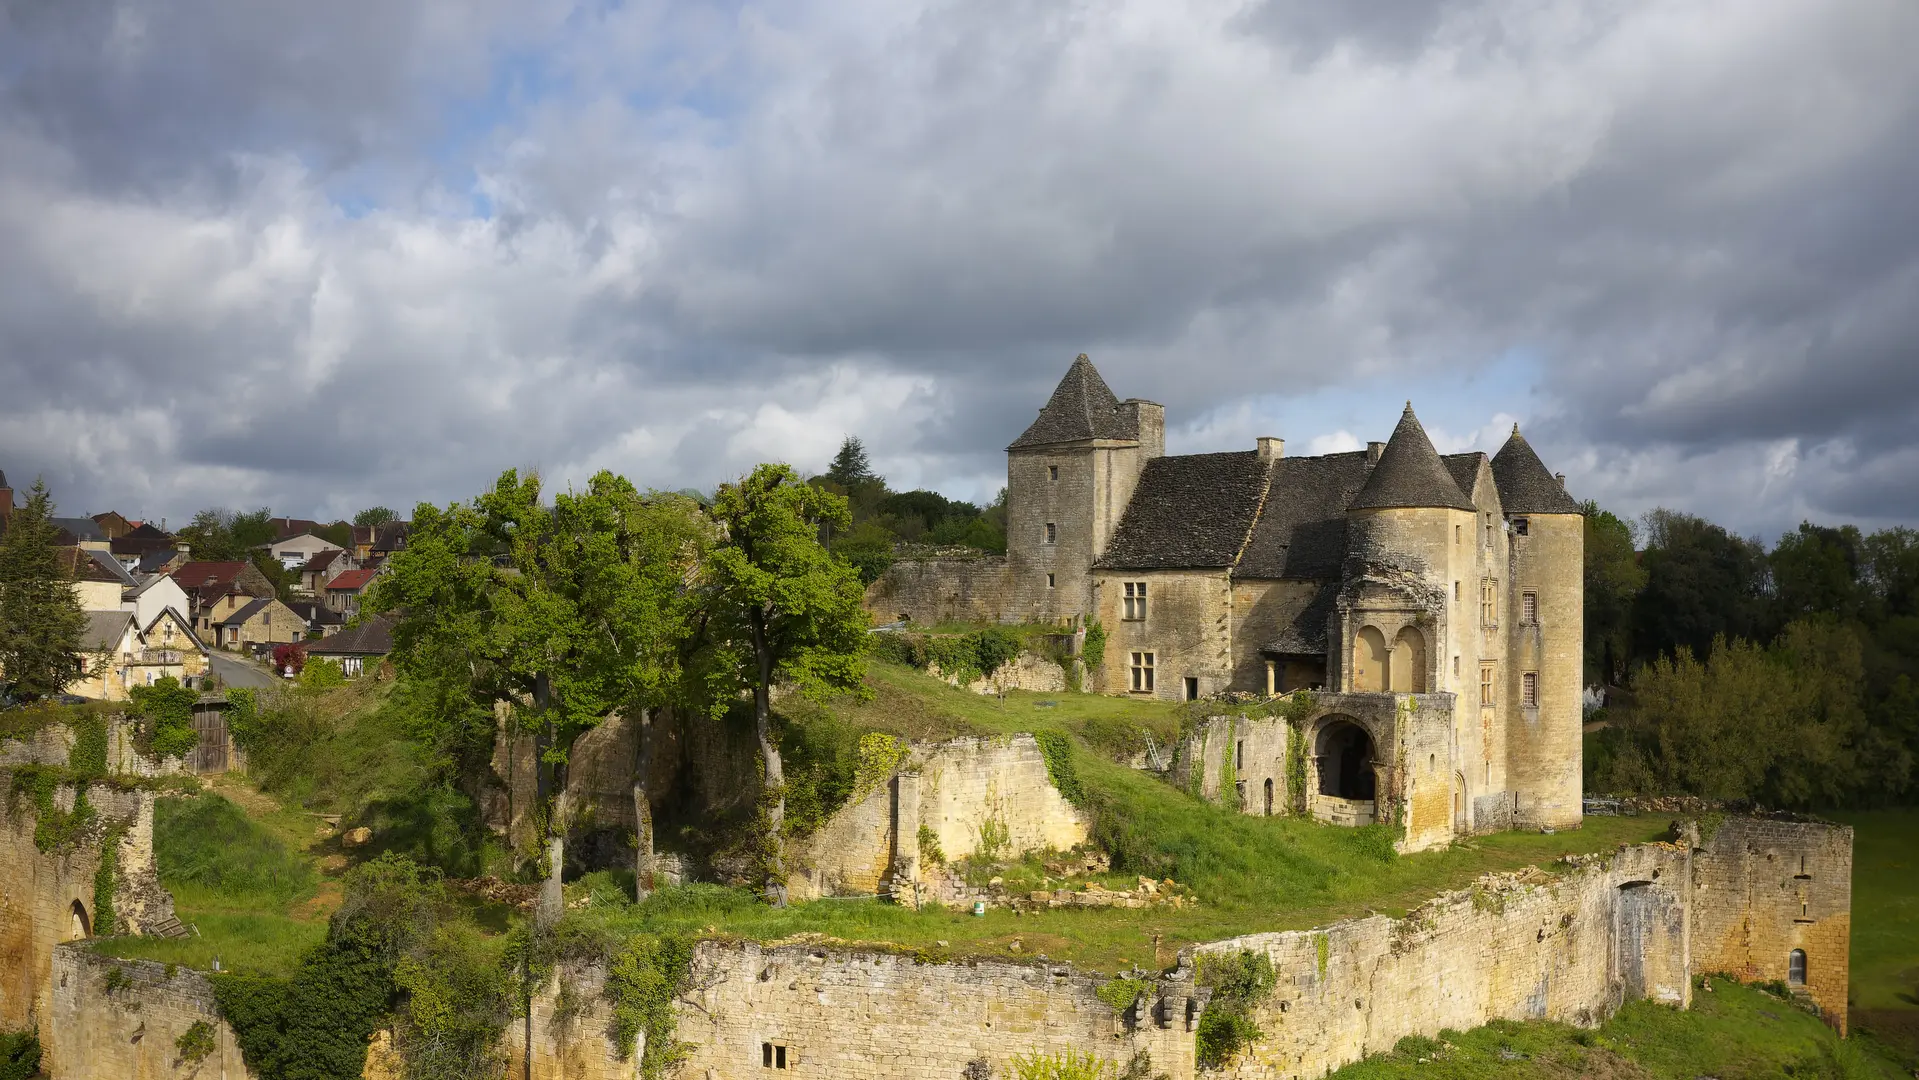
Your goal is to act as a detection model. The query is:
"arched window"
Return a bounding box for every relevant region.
[1391,626,1427,693]
[69,900,91,941]
[1353,627,1389,692]
[1788,949,1807,986]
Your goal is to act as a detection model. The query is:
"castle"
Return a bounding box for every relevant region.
[868,354,1586,844]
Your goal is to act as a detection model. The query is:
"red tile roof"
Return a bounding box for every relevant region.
[326,569,378,592]
[173,561,251,590]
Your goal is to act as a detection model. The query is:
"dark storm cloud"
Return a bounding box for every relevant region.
[1,0,1916,535]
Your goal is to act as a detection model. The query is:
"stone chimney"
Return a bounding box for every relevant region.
[1555,473,1567,489]
[1367,441,1386,466]
[1256,437,1285,463]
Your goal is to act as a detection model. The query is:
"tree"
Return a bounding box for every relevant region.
[354,506,399,528]
[1631,509,1769,668]
[824,436,876,489]
[1769,522,1867,627]
[699,464,869,899]
[0,480,88,700]
[177,506,276,562]
[1582,501,1645,687]
[370,470,704,923]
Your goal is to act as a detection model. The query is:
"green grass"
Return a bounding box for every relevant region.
[1326,978,1908,1079]
[1831,809,1919,1055]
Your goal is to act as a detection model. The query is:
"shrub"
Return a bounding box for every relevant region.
[0,1030,41,1080]
[176,1020,216,1065]
[605,933,696,1077]
[67,712,108,777]
[299,658,345,692]
[129,676,198,760]
[1010,1049,1121,1080]
[1080,622,1106,674]
[1195,950,1277,1069]
[272,643,307,677]
[968,626,1024,678]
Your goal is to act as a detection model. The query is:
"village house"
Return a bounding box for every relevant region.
[286,600,346,638]
[172,560,276,631]
[210,596,305,650]
[73,607,209,700]
[62,548,133,611]
[307,614,395,677]
[323,568,379,618]
[349,521,409,563]
[269,531,343,572]
[299,548,352,594]
[123,573,193,632]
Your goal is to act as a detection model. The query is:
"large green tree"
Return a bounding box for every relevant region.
[1582,501,1644,687]
[699,464,869,899]
[1631,509,1769,667]
[178,506,277,562]
[0,480,88,699]
[371,470,704,922]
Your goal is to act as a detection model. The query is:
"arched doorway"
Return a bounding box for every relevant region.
[1315,720,1377,800]
[69,900,90,941]
[1454,772,1468,833]
[1390,626,1427,693]
[1353,627,1388,691]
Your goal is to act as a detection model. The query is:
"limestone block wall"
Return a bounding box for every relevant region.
[865,556,1015,627]
[46,947,257,1080]
[1297,692,1457,851]
[1689,816,1852,1031]
[1202,841,1692,1080]
[786,735,1089,901]
[1176,716,1288,815]
[1092,570,1234,699]
[943,650,1069,695]
[0,781,170,1030]
[674,940,1199,1080]
[500,965,629,1080]
[1228,579,1327,693]
[1505,510,1583,830]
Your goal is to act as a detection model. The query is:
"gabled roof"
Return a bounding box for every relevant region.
[1442,453,1488,505]
[1008,355,1140,449]
[173,561,251,590]
[1095,451,1273,570]
[309,614,396,657]
[272,517,324,542]
[137,548,183,574]
[287,600,345,626]
[82,610,136,652]
[1236,452,1373,579]
[214,596,276,627]
[141,609,208,652]
[326,568,378,592]
[1347,405,1476,512]
[304,549,343,573]
[1491,426,1583,515]
[127,572,181,598]
[51,517,106,542]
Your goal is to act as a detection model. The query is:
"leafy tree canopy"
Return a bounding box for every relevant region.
[353,506,399,528]
[0,479,87,699]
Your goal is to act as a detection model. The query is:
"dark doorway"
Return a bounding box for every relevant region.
[1315,720,1376,800]
[1263,778,1274,815]
[1184,677,1199,701]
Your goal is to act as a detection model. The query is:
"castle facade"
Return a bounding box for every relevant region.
[867,355,1586,842]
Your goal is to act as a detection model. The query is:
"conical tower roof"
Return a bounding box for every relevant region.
[1491,425,1583,514]
[1348,404,1477,512]
[1009,354,1139,449]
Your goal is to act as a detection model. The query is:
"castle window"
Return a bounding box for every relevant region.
[1480,579,1498,627]
[762,1042,788,1069]
[1045,522,1056,544]
[1485,515,1495,546]
[1514,517,1530,537]
[1235,739,1244,769]
[1130,652,1155,693]
[1522,672,1538,708]
[1187,677,1200,701]
[1522,591,1538,624]
[1453,580,1460,601]
[1453,655,1460,678]
[1788,949,1806,985]
[1046,573,1055,589]
[1455,524,1462,545]
[1123,582,1147,621]
[1048,465,1058,481]
[1480,663,1495,706]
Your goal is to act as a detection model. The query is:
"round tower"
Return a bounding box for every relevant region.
[1492,425,1584,830]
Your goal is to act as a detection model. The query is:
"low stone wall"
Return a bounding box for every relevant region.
[865,556,1015,626]
[940,650,1070,695]
[675,940,1201,1080]
[46,947,256,1080]
[1202,841,1694,1079]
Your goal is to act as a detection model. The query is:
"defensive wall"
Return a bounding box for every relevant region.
[45,947,255,1080]
[865,556,1016,626]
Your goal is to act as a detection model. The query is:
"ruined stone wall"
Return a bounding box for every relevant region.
[675,940,1199,1080]
[865,555,1016,627]
[46,948,257,1080]
[1298,692,1456,852]
[786,735,1089,901]
[1092,570,1234,699]
[499,965,627,1080]
[1205,841,1692,1079]
[1689,816,1852,1031]
[1178,716,1288,815]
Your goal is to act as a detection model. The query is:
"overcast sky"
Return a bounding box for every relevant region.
[3,0,1916,542]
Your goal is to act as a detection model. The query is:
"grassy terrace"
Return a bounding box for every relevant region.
[1833,809,1919,1057]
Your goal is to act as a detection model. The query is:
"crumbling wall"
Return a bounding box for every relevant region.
[865,556,1016,626]
[1176,716,1288,814]
[1689,816,1852,1031]
[499,964,627,1080]
[676,940,1200,1080]
[787,734,1089,901]
[1205,841,1692,1079]
[45,947,256,1080]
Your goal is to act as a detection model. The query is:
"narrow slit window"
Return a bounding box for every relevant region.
[1048,465,1058,481]
[1045,522,1057,544]
[1235,740,1244,769]
[1522,591,1538,624]
[1046,573,1055,589]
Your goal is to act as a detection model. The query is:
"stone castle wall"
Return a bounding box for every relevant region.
[1689,816,1852,1031]
[46,948,257,1080]
[864,556,1016,626]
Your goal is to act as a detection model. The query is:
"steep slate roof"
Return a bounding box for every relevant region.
[51,517,106,542]
[309,615,395,657]
[137,548,182,574]
[1236,452,1373,579]
[1094,451,1272,570]
[1491,426,1583,515]
[1008,355,1140,449]
[1347,405,1477,512]
[326,568,378,593]
[215,597,276,627]
[83,610,136,652]
[87,549,138,588]
[1442,453,1488,505]
[1262,582,1338,655]
[304,549,343,573]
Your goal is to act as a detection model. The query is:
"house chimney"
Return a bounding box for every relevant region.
[1367,441,1385,465]
[1256,436,1285,463]
[1555,473,1567,489]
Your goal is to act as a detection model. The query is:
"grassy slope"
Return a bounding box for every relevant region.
[1327,977,1908,1080]
[1832,809,1919,1055]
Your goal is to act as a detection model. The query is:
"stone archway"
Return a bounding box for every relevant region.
[69,899,90,941]
[1314,719,1377,801]
[1352,626,1389,692]
[1390,626,1427,693]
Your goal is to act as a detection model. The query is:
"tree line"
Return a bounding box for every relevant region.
[1583,504,1919,808]
[810,436,1007,583]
